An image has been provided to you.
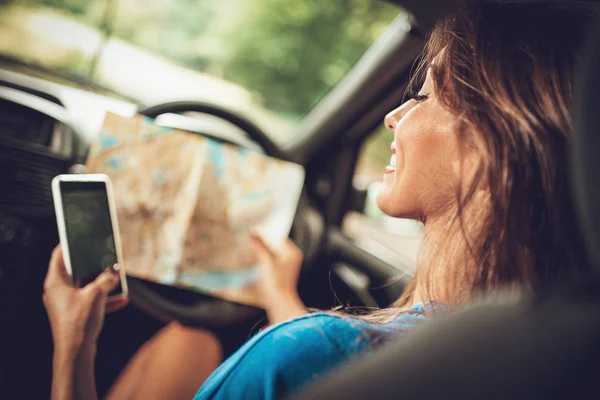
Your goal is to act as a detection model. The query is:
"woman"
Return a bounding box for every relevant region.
[44,2,594,399]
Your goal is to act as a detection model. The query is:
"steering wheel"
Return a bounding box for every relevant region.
[127,101,285,329]
[141,101,285,159]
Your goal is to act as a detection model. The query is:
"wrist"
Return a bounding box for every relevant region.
[77,341,97,363]
[264,290,300,311]
[265,292,306,325]
[280,291,303,306]
[52,327,85,356]
[268,286,301,303]
[53,339,96,363]
[53,343,81,364]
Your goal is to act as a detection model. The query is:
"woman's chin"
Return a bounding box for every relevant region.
[376,180,414,219]
[375,182,395,216]
[376,166,399,210]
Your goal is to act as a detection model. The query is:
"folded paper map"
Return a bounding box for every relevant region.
[86,112,305,307]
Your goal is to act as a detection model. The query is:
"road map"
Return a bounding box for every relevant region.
[86,112,305,307]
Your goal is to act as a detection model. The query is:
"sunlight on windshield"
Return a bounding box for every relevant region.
[0,0,402,139]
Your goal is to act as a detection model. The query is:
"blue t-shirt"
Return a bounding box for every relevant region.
[194,304,428,400]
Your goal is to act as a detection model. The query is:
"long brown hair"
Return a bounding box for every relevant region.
[361,2,595,321]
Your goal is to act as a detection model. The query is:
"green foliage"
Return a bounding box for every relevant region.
[217,0,399,119]
[106,0,399,121]
[3,0,400,122]
[111,0,216,65]
[41,0,89,15]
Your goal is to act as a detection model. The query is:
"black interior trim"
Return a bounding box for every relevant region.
[289,25,424,163]
[388,0,468,32]
[0,79,63,106]
[127,278,264,329]
[324,147,360,225]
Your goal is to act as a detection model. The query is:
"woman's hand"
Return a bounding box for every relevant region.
[44,245,129,400]
[43,245,129,354]
[251,234,307,324]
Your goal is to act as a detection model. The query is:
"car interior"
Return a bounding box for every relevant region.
[0,0,596,398]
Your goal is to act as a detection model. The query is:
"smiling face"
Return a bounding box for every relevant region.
[376,68,479,222]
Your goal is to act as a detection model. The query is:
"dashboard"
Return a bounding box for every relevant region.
[0,69,137,217]
[0,69,274,390]
[0,69,265,215]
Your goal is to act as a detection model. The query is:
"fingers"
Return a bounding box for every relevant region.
[250,234,277,266]
[43,245,71,292]
[82,267,120,299]
[250,234,303,267]
[280,238,303,266]
[106,297,129,314]
[250,234,275,255]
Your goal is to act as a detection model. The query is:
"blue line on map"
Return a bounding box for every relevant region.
[179,266,259,291]
[108,155,123,170]
[245,190,271,200]
[238,147,249,161]
[99,134,119,150]
[207,139,226,177]
[154,169,166,184]
[155,126,173,136]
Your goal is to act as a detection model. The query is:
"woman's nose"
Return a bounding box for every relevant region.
[384,105,403,131]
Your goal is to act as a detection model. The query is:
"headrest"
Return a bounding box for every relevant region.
[572,20,600,270]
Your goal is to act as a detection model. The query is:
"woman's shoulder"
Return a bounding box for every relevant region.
[215,312,376,369]
[194,313,390,400]
[266,312,374,340]
[242,311,415,356]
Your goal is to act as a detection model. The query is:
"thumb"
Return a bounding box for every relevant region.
[82,266,119,298]
[44,245,72,290]
[250,234,277,267]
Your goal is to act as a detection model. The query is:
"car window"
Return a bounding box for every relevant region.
[343,125,423,270]
[0,0,403,141]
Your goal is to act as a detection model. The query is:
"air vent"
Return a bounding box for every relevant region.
[0,141,71,217]
[0,99,55,146]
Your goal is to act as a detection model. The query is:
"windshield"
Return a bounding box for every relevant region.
[0,0,402,137]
